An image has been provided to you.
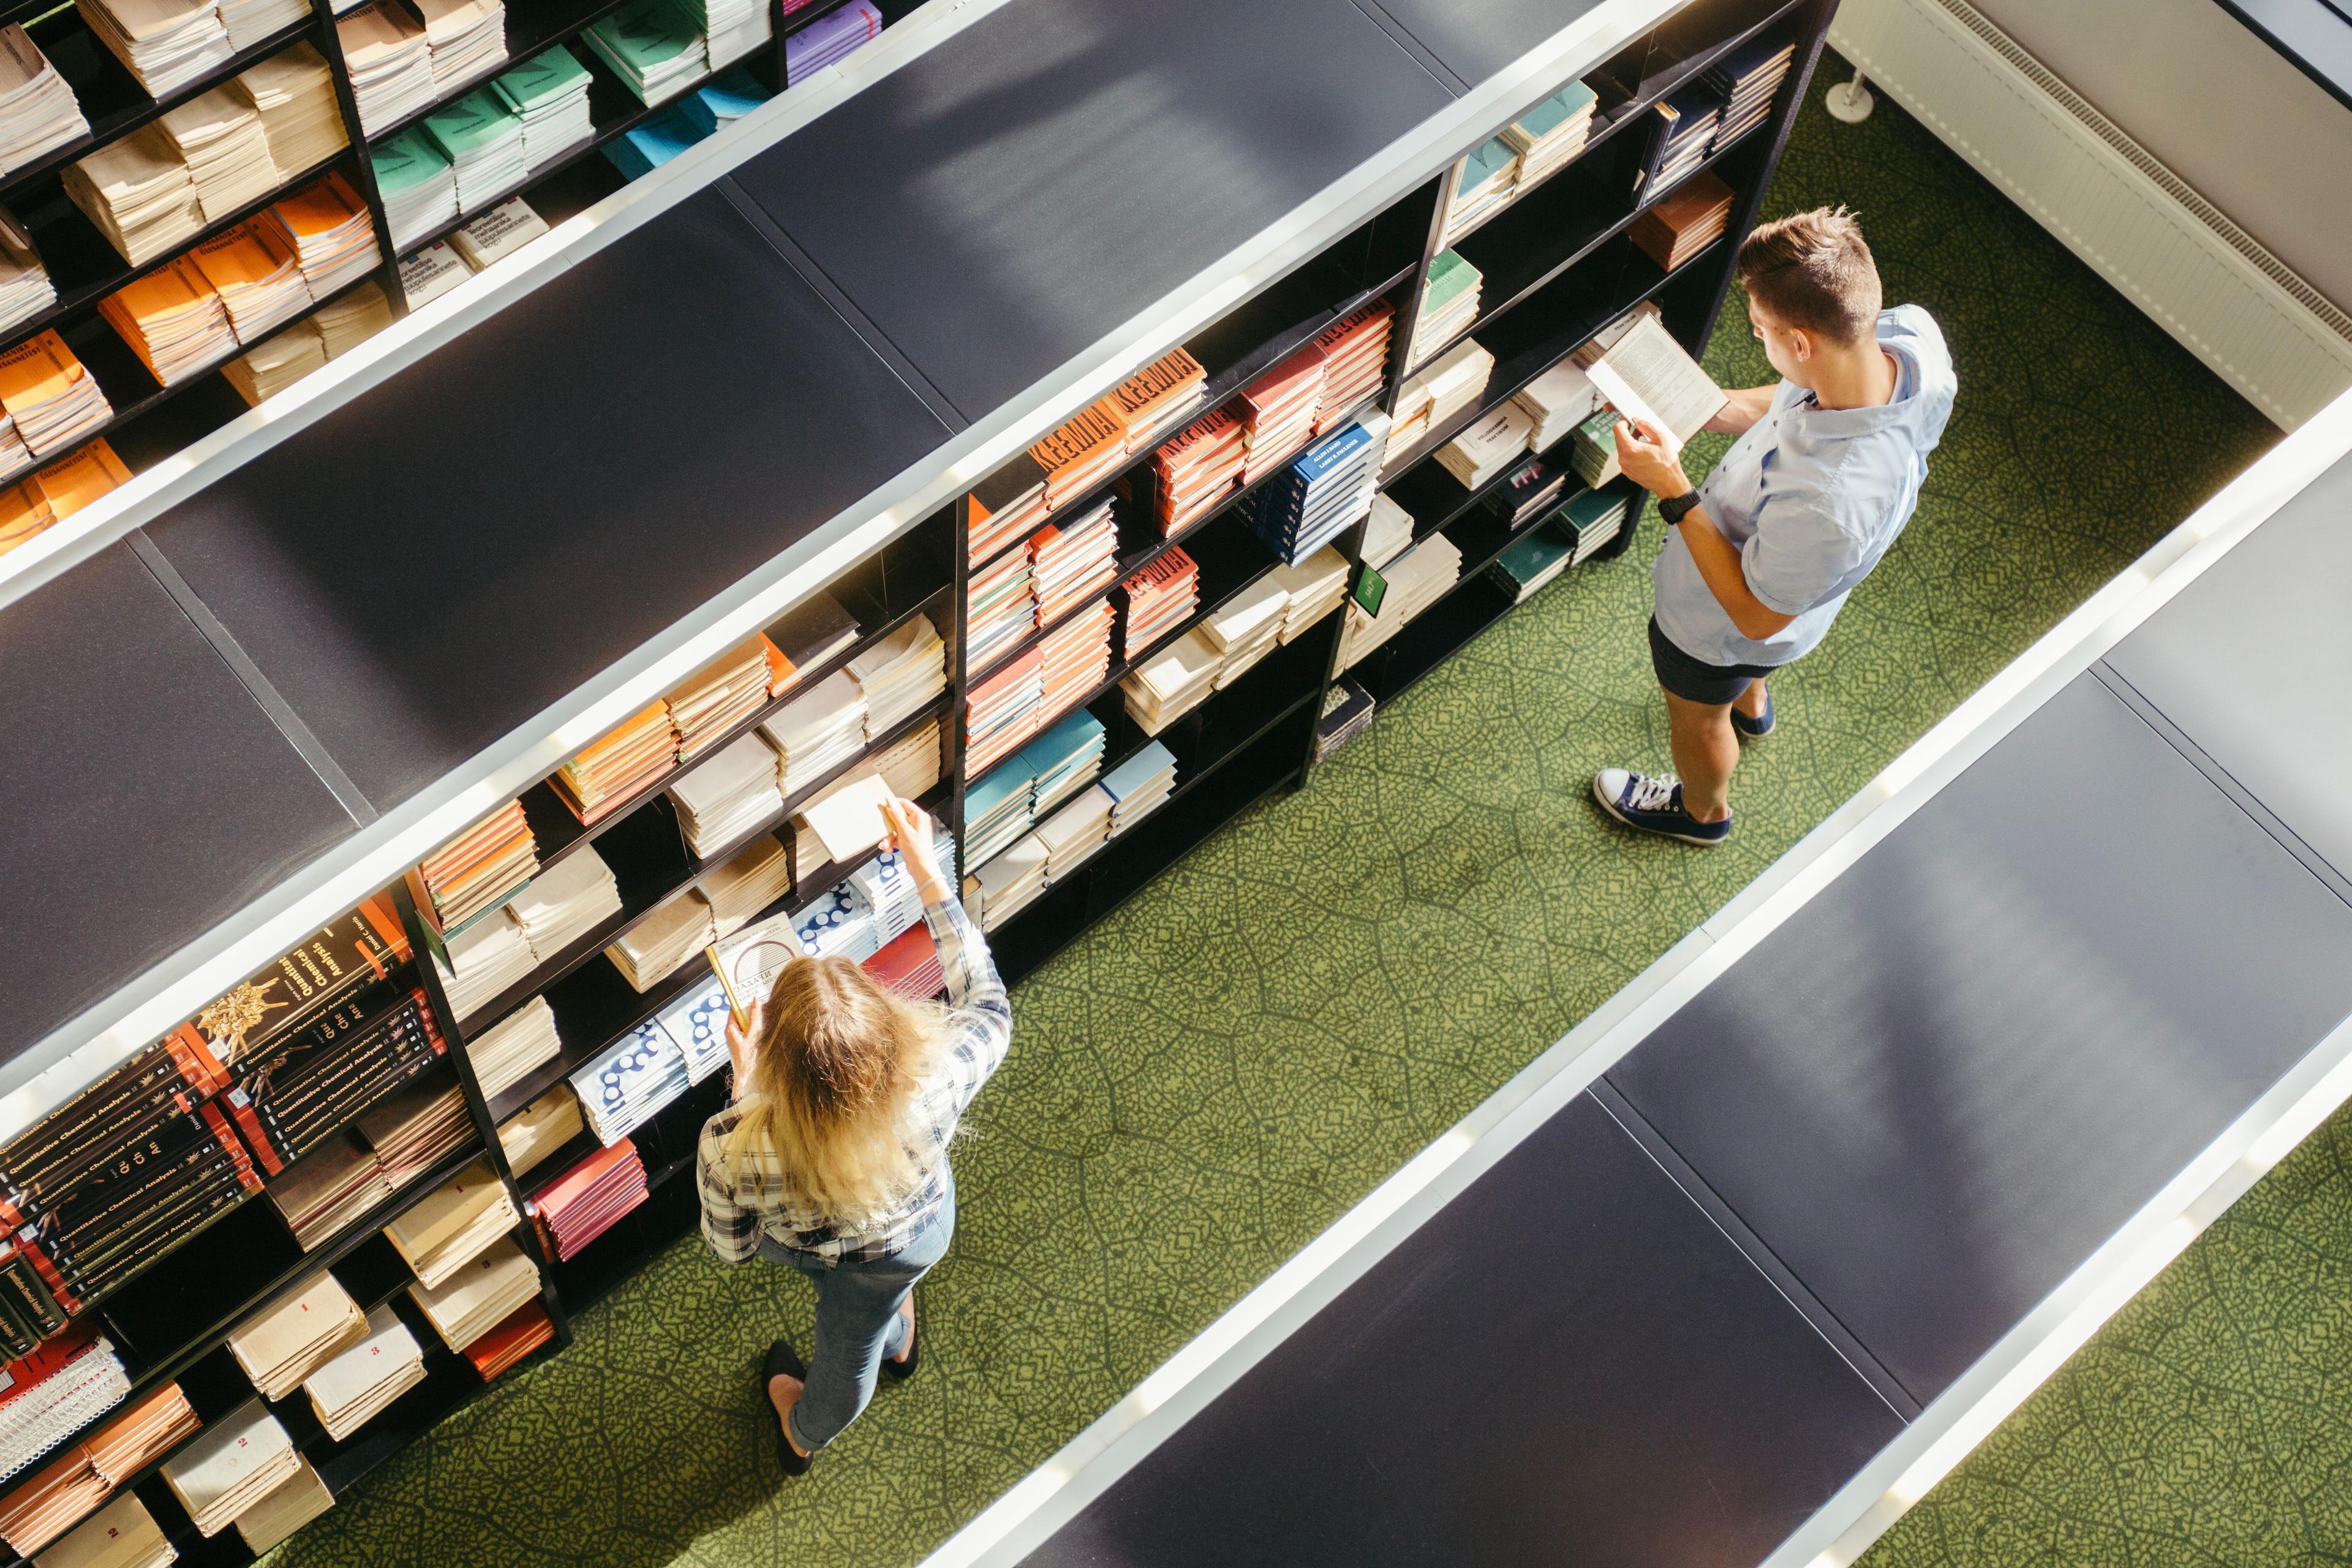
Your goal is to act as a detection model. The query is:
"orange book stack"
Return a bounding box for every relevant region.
[1238,345,1326,483]
[663,635,777,761]
[99,256,237,385]
[1310,298,1395,434]
[413,798,538,932]
[1151,407,1245,536]
[0,1384,199,1555]
[1028,500,1117,623]
[1099,346,1208,454]
[464,1299,554,1381]
[551,701,680,823]
[1027,402,1125,512]
[1119,546,1198,660]
[965,647,1043,775]
[1036,601,1114,729]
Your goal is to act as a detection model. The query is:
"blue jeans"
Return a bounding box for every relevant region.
[760,1177,954,1451]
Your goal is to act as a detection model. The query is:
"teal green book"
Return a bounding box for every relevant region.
[1557,488,1630,547]
[1455,135,1517,197]
[586,0,703,78]
[369,129,451,195]
[1423,249,1480,311]
[423,90,521,160]
[1488,523,1573,598]
[1512,81,1599,141]
[494,45,592,113]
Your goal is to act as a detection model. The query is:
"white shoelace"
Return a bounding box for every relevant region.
[1623,774,1681,812]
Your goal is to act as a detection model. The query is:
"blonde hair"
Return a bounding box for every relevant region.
[1737,205,1882,345]
[723,956,950,1227]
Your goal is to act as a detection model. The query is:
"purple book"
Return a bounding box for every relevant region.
[785,0,883,76]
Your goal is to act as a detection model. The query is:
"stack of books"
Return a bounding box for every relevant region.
[424,89,525,213]
[450,192,543,267]
[1566,408,1623,488]
[225,320,323,403]
[227,1275,366,1401]
[509,846,624,960]
[355,1077,471,1188]
[192,220,313,341]
[1267,545,1349,643]
[161,1401,298,1535]
[32,1492,172,1568]
[1018,709,1105,816]
[794,772,892,868]
[314,277,393,354]
[649,980,733,1091]
[372,128,456,249]
[219,0,306,47]
[1101,741,1177,835]
[554,701,679,822]
[1237,345,1323,484]
[1340,533,1463,667]
[64,129,202,266]
[1250,417,1381,565]
[413,798,537,935]
[0,1338,128,1485]
[1314,676,1376,761]
[1027,402,1125,513]
[1030,500,1117,623]
[782,0,881,76]
[415,0,506,88]
[1436,401,1535,490]
[463,1299,553,1381]
[766,590,859,695]
[0,1385,197,1555]
[1707,36,1795,150]
[965,541,1037,670]
[78,0,232,94]
[466,997,564,1106]
[965,835,1044,929]
[268,173,378,294]
[585,0,704,106]
[529,1142,647,1259]
[496,1087,581,1177]
[688,0,765,68]
[1389,337,1491,458]
[409,1236,538,1350]
[0,232,54,339]
[793,880,880,962]
[1150,407,1243,535]
[1363,491,1412,567]
[0,333,111,472]
[433,908,533,1018]
[0,440,122,540]
[1556,486,1635,562]
[1483,452,1569,528]
[1310,298,1395,434]
[386,1161,518,1288]
[847,845,925,949]
[962,763,1033,866]
[1120,629,1219,735]
[1099,347,1208,454]
[606,886,715,992]
[304,1305,424,1439]
[967,454,1049,564]
[863,922,943,999]
[965,647,1042,775]
[1639,82,1721,197]
[1036,601,1114,727]
[698,832,792,940]
[669,731,785,858]
[1512,355,1600,449]
[104,258,238,383]
[1409,250,1480,366]
[1487,516,1575,603]
[1035,786,1112,884]
[572,1021,688,1144]
[266,1132,393,1249]
[1631,170,1733,271]
[233,1458,333,1554]
[496,45,594,174]
[1444,135,1519,241]
[239,43,348,173]
[871,715,941,799]
[339,3,435,134]
[847,613,946,736]
[666,636,774,763]
[230,993,445,1172]
[1118,546,1196,659]
[0,27,89,179]
[158,87,277,221]
[1201,576,1288,691]
[762,668,865,794]
[1502,80,1597,189]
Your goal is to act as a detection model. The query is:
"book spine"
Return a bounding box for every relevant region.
[257,1005,433,1147]
[45,1159,246,1292]
[66,1178,247,1299]
[216,1088,285,1179]
[198,1102,261,1196]
[0,1052,188,1203]
[42,1115,218,1240]
[7,1238,77,1321]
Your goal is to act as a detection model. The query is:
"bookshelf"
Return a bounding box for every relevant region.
[0,0,1834,1558]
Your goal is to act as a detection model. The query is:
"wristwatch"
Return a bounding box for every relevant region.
[1659,491,1702,524]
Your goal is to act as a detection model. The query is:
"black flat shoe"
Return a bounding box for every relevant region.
[880,1290,920,1383]
[763,1339,813,1475]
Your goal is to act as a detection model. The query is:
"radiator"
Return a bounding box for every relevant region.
[1828,0,2352,429]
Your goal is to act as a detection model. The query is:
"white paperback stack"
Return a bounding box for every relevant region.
[666,636,771,762]
[1035,785,1111,885]
[846,841,929,946]
[234,1460,333,1554]
[410,1236,539,1349]
[967,834,1044,929]
[1266,546,1349,643]
[432,906,535,1018]
[1341,533,1463,667]
[0,1339,128,1484]
[700,832,792,937]
[847,613,946,736]
[870,715,942,799]
[669,730,785,857]
[509,846,624,958]
[160,1401,300,1536]
[62,127,201,265]
[304,1306,426,1439]
[32,1492,172,1568]
[1099,740,1176,835]
[1512,356,1600,450]
[466,993,562,1100]
[761,668,867,795]
[451,192,544,270]
[225,1273,367,1400]
[1387,337,1493,464]
[312,278,393,355]
[78,0,233,94]
[217,0,306,49]
[606,888,715,991]
[1436,401,1536,490]
[414,0,507,90]
[1120,628,1220,735]
[497,1086,581,1176]
[0,26,89,178]
[159,86,277,219]
[494,46,593,174]
[572,1017,690,1140]
[1363,491,1411,568]
[0,230,53,336]
[793,877,880,961]
[240,45,350,173]
[1202,576,1288,690]
[337,2,435,134]
[687,0,765,67]
[385,1161,518,1287]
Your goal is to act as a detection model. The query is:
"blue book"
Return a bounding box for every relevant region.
[1101,741,1176,802]
[603,105,707,180]
[682,67,769,135]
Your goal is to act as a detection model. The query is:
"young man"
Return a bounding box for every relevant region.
[1594,206,1955,845]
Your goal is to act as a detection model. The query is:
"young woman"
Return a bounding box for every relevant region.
[696,795,1010,1474]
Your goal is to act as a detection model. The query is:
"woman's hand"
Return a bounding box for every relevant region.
[881,796,951,903]
[725,1004,760,1096]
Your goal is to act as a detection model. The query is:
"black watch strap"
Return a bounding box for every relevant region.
[1659,491,1702,524]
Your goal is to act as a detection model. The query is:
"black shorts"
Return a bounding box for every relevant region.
[1648,617,1779,706]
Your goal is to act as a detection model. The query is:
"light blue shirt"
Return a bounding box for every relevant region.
[1652,304,1955,668]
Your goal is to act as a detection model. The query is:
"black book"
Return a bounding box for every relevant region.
[1484,456,1569,526]
[43,1112,225,1242]
[51,1164,251,1296]
[0,1281,39,1359]
[0,1047,204,1214]
[270,1033,442,1161]
[246,998,434,1160]
[0,1245,66,1335]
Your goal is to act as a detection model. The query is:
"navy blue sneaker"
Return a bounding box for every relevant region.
[1730,687,1774,739]
[1592,769,1732,846]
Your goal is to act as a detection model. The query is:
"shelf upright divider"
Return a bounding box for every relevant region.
[943,494,976,888]
[309,0,411,312]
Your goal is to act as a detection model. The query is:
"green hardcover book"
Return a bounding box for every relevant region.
[1422,249,1480,312]
[423,90,522,162]
[1567,409,1621,486]
[1488,522,1574,602]
[1509,81,1599,143]
[1455,136,1517,198]
[493,44,593,113]
[371,129,453,195]
[584,0,703,83]
[1558,489,1632,557]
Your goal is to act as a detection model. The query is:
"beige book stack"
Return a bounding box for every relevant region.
[1385,337,1493,467]
[1200,576,1289,690]
[159,1401,298,1536]
[225,1272,369,1400]
[846,613,947,736]
[667,730,784,858]
[1267,546,1349,643]
[303,1305,424,1441]
[466,993,562,1101]
[0,331,112,470]
[665,636,773,761]
[266,1131,394,1250]
[432,905,534,1019]
[77,0,232,94]
[1341,533,1463,667]
[760,669,866,796]
[1436,401,1536,490]
[239,43,349,174]
[312,277,393,355]
[1362,491,1411,568]
[497,1085,582,1176]
[62,127,201,265]
[337,2,434,133]
[0,228,53,336]
[1035,785,1110,885]
[509,846,624,959]
[217,0,306,49]
[356,1077,472,1188]
[223,315,325,404]
[385,1161,519,1288]
[605,887,714,992]
[28,1491,172,1568]
[965,834,1044,930]
[870,715,941,799]
[1120,628,1222,736]
[413,0,505,88]
[409,1235,539,1349]
[699,832,791,936]
[190,217,313,341]
[233,1456,332,1553]
[158,86,279,221]
[0,26,90,179]
[100,256,237,384]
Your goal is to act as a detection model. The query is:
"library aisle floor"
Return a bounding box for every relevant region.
[265,59,2297,1568]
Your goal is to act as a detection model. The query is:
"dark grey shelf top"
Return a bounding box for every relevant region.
[139,188,956,813]
[1357,0,1615,91]
[0,543,359,1061]
[725,0,1457,418]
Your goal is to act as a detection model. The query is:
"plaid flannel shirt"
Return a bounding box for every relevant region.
[696,895,1010,1265]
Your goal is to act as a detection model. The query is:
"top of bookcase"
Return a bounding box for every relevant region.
[2212,0,2352,110]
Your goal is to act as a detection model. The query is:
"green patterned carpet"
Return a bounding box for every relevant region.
[268,59,2297,1568]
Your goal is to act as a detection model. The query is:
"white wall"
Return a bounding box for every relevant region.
[1955,0,2352,310]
